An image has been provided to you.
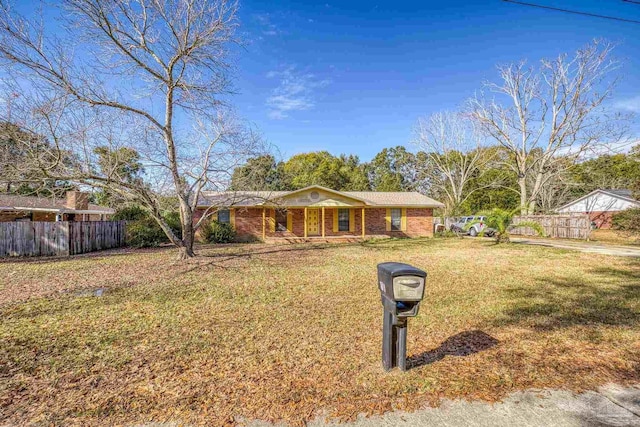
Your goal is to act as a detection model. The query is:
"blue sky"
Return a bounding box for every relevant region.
[231,0,640,161]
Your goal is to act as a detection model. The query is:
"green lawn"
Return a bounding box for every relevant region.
[1,239,638,426]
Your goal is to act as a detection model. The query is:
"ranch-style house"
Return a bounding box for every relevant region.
[197,185,444,242]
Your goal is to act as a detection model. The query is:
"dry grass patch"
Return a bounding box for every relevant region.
[590,229,640,246]
[1,239,639,426]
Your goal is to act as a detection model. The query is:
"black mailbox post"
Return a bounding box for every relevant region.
[377,262,427,371]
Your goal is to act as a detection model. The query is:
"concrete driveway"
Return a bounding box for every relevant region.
[510,237,640,257]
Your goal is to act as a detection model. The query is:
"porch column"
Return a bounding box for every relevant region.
[361,207,366,239]
[321,207,325,237]
[304,207,308,238]
[262,208,266,241]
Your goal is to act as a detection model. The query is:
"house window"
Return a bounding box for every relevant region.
[275,209,288,231]
[338,208,350,232]
[217,209,230,224]
[390,208,402,231]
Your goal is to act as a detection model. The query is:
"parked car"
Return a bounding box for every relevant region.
[449,216,495,237]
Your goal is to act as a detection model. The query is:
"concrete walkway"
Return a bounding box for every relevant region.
[510,237,640,257]
[246,384,640,427]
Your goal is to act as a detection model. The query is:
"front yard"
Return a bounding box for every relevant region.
[1,239,639,426]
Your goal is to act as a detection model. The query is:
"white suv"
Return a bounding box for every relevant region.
[450,216,495,237]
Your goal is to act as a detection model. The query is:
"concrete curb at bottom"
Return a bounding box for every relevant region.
[243,383,640,427]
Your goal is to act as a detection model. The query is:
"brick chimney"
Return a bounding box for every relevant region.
[66,191,89,210]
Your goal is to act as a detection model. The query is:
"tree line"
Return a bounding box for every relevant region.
[230,144,640,216]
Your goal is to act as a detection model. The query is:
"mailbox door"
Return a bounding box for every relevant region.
[392,275,425,301]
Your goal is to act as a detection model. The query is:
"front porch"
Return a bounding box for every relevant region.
[259,206,370,241]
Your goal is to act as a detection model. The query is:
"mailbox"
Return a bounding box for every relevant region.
[377,262,427,371]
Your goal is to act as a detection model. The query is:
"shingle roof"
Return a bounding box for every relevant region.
[0,194,114,213]
[343,191,444,207]
[604,189,633,199]
[198,191,288,207]
[199,187,444,208]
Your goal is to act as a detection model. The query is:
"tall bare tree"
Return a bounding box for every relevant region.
[0,0,264,259]
[413,111,496,215]
[469,40,626,214]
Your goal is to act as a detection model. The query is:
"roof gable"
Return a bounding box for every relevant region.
[276,186,367,207]
[557,189,640,211]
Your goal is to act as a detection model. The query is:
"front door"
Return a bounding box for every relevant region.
[307,208,320,236]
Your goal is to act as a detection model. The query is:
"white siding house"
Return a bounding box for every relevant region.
[556,189,640,229]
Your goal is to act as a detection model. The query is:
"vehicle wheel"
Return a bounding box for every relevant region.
[469,228,478,237]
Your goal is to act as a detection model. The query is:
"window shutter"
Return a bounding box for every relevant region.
[286,211,292,232]
[385,208,391,231]
[269,208,276,232]
[230,209,236,228]
[333,208,339,232]
[214,211,219,222]
[349,209,355,232]
[401,208,407,231]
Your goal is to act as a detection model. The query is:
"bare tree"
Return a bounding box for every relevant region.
[0,0,265,259]
[469,40,626,214]
[535,168,576,213]
[413,111,496,215]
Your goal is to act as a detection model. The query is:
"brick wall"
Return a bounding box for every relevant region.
[195,206,434,240]
[33,211,57,221]
[235,208,265,240]
[363,208,434,238]
[0,211,31,222]
[589,211,614,229]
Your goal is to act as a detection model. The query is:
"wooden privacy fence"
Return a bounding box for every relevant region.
[511,215,591,240]
[0,221,126,257]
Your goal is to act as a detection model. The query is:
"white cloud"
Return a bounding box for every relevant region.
[253,13,280,36]
[614,95,640,113]
[265,67,331,119]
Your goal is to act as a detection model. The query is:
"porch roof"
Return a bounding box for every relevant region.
[198,185,444,208]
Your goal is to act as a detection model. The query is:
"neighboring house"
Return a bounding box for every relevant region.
[0,191,114,222]
[197,185,444,241]
[556,189,640,229]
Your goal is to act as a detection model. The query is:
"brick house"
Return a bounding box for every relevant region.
[196,185,444,241]
[556,188,640,229]
[0,191,114,222]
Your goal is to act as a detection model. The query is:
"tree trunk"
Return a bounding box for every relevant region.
[497,233,510,243]
[518,176,528,214]
[177,199,196,260]
[177,243,195,260]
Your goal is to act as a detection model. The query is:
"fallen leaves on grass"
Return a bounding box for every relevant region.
[0,239,639,426]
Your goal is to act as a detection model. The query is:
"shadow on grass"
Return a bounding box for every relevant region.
[358,237,439,251]
[408,330,499,369]
[197,242,330,258]
[0,245,176,266]
[493,261,640,331]
[180,243,333,274]
[192,238,438,271]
